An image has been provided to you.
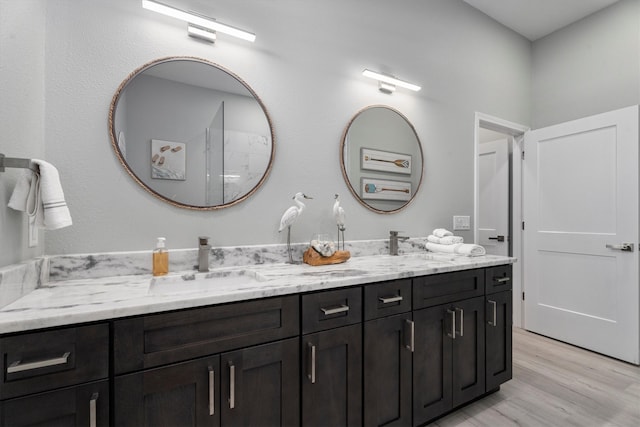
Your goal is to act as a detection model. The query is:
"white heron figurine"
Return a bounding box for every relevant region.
[333,194,346,250]
[279,192,313,263]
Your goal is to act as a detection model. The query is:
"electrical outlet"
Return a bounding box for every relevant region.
[453,215,470,231]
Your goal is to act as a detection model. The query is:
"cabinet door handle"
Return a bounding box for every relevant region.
[89,392,98,427]
[494,277,511,284]
[404,319,415,352]
[488,300,497,327]
[447,309,456,339]
[307,343,316,384]
[7,351,71,374]
[455,308,464,337]
[321,304,349,316]
[208,366,215,415]
[379,295,403,304]
[228,362,235,409]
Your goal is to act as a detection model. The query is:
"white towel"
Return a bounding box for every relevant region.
[427,235,464,245]
[426,242,486,256]
[8,159,72,230]
[432,228,453,238]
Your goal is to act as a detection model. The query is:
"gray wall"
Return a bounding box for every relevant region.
[531,0,640,128]
[0,0,46,267]
[1,0,532,264]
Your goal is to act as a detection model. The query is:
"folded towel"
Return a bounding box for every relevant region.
[427,235,464,245]
[426,242,486,256]
[432,228,453,238]
[8,159,72,230]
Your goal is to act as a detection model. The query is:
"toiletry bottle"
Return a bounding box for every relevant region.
[153,237,169,276]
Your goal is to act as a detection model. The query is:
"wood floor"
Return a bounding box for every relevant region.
[434,327,640,426]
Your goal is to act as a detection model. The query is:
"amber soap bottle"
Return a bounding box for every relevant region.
[153,237,169,276]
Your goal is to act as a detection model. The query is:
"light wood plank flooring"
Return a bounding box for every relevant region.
[434,327,640,426]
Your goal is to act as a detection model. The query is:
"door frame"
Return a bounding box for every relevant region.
[474,112,529,328]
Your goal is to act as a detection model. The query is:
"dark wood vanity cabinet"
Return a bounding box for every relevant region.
[301,287,363,426]
[485,266,513,392]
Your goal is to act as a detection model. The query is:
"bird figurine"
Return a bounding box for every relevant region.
[279,192,313,263]
[333,194,346,250]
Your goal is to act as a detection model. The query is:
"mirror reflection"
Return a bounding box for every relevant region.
[109,57,274,210]
[340,105,423,213]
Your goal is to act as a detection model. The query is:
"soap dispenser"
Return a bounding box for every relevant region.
[153,237,169,276]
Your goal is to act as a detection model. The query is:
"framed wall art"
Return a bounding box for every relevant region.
[361,178,411,201]
[151,139,186,180]
[361,148,412,175]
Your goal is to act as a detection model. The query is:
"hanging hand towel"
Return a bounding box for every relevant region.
[8,159,72,230]
[425,242,486,256]
[432,228,453,238]
[427,235,464,245]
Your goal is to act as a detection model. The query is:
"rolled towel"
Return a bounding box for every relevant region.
[8,159,72,230]
[432,228,453,238]
[426,242,486,257]
[427,235,464,245]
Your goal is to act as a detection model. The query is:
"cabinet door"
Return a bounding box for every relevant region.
[1,380,109,427]
[413,305,452,425]
[221,338,299,427]
[451,296,486,408]
[302,323,362,426]
[485,290,512,391]
[364,313,412,427]
[114,356,220,427]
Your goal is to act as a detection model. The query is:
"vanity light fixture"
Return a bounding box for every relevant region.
[142,0,256,43]
[362,69,421,93]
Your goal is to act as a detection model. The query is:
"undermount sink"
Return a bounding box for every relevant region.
[149,269,268,295]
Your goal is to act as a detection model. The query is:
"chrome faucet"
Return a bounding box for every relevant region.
[389,231,409,256]
[198,236,211,272]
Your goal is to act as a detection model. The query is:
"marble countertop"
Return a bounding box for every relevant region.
[0,253,515,334]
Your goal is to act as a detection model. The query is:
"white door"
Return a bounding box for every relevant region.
[523,105,639,364]
[478,139,509,256]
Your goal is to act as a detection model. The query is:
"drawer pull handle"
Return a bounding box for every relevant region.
[307,343,316,384]
[208,366,215,415]
[89,392,98,427]
[229,362,235,409]
[321,305,349,316]
[404,319,415,352]
[379,295,403,304]
[488,300,497,327]
[494,277,511,284]
[447,309,456,339]
[455,308,464,337]
[7,351,71,374]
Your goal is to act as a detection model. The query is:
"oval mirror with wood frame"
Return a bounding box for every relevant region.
[340,105,424,213]
[109,57,274,210]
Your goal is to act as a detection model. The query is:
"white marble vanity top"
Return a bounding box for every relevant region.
[0,252,514,334]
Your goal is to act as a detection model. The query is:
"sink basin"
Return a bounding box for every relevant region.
[149,269,268,295]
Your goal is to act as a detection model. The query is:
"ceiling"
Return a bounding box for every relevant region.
[463,0,620,41]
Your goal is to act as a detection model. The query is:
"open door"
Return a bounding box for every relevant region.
[478,139,509,256]
[523,105,639,364]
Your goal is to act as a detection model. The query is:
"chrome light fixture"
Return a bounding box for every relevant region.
[362,69,421,93]
[142,0,256,43]
[188,24,216,43]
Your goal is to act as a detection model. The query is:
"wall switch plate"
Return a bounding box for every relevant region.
[453,215,470,231]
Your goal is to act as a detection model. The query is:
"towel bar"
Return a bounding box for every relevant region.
[0,153,38,173]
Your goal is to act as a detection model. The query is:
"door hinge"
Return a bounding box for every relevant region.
[522,292,525,301]
[521,151,525,160]
[522,221,525,230]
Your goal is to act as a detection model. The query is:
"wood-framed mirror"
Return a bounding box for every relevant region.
[340,105,424,213]
[109,56,274,210]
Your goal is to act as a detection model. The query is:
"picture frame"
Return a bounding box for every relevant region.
[361,178,412,201]
[361,148,412,175]
[151,139,186,180]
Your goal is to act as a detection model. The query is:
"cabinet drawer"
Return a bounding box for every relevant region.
[302,287,362,334]
[485,265,513,294]
[0,323,109,400]
[413,269,484,309]
[114,296,299,374]
[364,279,412,320]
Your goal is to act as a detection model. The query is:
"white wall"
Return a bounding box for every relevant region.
[532,0,640,128]
[0,0,531,262]
[0,0,46,267]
